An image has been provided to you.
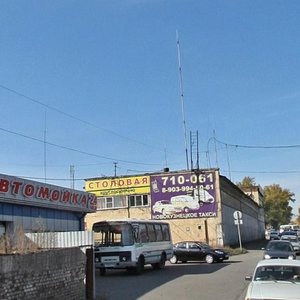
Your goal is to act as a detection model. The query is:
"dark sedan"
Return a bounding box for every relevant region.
[262,240,296,260]
[169,241,229,264]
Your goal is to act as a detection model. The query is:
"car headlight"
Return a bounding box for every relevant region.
[288,255,294,260]
[215,250,223,254]
[264,254,271,259]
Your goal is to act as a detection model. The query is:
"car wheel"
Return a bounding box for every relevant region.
[170,255,178,264]
[99,268,106,276]
[205,254,214,264]
[152,253,166,270]
[135,256,145,275]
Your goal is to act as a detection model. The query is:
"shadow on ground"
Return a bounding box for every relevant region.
[243,239,268,250]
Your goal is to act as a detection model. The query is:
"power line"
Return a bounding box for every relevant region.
[18,175,84,181]
[20,169,300,183]
[0,126,161,166]
[215,137,300,149]
[0,83,169,153]
[221,169,300,174]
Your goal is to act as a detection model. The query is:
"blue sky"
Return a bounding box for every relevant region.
[1,0,300,216]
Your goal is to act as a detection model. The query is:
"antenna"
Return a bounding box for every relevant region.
[213,130,219,167]
[190,130,199,170]
[70,165,75,189]
[176,30,189,170]
[44,111,47,183]
[113,162,118,177]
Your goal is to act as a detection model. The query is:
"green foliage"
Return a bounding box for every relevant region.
[236,176,256,189]
[237,176,296,229]
[296,214,300,226]
[264,184,295,228]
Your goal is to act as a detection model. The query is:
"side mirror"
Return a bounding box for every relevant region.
[245,275,252,281]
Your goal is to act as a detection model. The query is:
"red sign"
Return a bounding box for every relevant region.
[0,174,97,212]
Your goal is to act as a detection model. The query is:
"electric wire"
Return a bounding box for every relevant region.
[214,137,300,149]
[0,126,161,166]
[0,83,171,153]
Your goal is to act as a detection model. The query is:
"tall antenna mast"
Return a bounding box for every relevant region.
[44,111,47,183]
[176,30,189,170]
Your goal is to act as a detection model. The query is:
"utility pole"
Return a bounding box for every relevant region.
[113,162,118,177]
[70,165,75,189]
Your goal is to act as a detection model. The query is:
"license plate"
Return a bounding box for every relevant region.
[101,256,119,263]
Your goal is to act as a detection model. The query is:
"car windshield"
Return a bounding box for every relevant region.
[93,222,134,247]
[254,265,300,282]
[267,242,292,252]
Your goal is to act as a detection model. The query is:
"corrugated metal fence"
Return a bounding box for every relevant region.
[25,231,94,253]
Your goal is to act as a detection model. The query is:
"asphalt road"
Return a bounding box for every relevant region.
[95,240,269,300]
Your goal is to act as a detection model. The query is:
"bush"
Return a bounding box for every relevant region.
[223,246,248,256]
[0,225,39,255]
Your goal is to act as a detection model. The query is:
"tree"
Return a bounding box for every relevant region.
[296,215,300,225]
[236,176,256,189]
[264,184,295,229]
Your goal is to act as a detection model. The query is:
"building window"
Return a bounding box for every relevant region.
[96,196,127,210]
[129,195,149,207]
[106,197,113,208]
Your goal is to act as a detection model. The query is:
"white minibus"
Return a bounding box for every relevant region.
[92,219,173,275]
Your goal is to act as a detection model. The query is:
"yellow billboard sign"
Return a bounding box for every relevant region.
[85,175,150,197]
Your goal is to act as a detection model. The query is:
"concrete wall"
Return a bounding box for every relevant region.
[0,248,86,300]
[220,176,265,246]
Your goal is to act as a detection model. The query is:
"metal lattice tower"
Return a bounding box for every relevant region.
[190,130,199,170]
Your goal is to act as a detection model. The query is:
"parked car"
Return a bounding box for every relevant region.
[262,240,296,260]
[281,235,300,254]
[169,241,229,264]
[266,230,280,240]
[280,230,298,237]
[152,200,181,216]
[244,259,300,300]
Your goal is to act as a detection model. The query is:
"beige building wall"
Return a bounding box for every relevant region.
[85,208,223,246]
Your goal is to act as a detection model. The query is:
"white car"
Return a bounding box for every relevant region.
[152,200,181,216]
[170,195,200,213]
[245,259,300,300]
[281,235,300,254]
